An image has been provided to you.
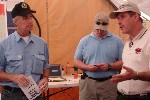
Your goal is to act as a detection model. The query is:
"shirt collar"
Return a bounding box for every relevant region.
[14,31,22,42]
[90,31,112,39]
[129,27,147,42]
[14,31,36,43]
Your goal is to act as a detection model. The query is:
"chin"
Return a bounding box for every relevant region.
[121,30,127,34]
[28,28,33,31]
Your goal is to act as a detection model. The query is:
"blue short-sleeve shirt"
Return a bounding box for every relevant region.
[0,31,50,87]
[74,32,124,78]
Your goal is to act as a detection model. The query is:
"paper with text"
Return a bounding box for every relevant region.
[19,75,41,100]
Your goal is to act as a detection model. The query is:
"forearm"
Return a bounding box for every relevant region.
[110,60,123,71]
[0,70,15,81]
[42,68,50,79]
[74,59,88,71]
[136,71,150,81]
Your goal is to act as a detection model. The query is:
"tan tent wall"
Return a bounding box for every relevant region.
[25,0,120,71]
[0,0,121,99]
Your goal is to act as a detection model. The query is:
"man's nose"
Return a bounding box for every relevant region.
[28,18,33,23]
[118,19,122,25]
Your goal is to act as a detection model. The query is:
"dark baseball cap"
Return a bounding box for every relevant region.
[11,2,36,18]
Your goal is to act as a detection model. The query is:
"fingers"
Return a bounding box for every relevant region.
[97,64,107,71]
[110,77,123,83]
[39,82,48,92]
[122,66,132,72]
[43,86,48,92]
[110,74,126,83]
[44,86,49,92]
[92,64,108,71]
[90,63,110,71]
[122,66,135,77]
[13,74,30,87]
[20,76,30,87]
[20,79,29,87]
[88,65,97,71]
[38,78,49,92]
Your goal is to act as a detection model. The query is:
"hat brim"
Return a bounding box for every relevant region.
[94,24,108,30]
[31,10,36,13]
[110,8,141,19]
[109,8,129,19]
[109,8,135,19]
[19,10,36,16]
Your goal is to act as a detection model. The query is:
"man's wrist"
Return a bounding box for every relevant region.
[133,71,140,80]
[107,63,112,71]
[42,75,49,79]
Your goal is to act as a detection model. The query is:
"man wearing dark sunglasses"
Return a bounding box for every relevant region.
[74,12,124,100]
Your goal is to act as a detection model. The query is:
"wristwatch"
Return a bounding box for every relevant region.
[133,71,140,80]
[43,75,49,79]
[107,63,112,71]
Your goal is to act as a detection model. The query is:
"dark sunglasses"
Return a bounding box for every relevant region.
[96,22,108,26]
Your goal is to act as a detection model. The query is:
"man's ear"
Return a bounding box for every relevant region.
[12,19,17,26]
[134,13,140,22]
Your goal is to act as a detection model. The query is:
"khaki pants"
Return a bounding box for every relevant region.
[79,77,117,100]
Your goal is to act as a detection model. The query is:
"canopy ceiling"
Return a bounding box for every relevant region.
[110,0,150,21]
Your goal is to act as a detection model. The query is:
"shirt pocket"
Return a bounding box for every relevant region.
[6,54,23,74]
[32,54,45,74]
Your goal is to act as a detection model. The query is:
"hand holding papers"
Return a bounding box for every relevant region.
[19,75,41,100]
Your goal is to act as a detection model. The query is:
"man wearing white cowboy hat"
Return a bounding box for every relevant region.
[110,2,150,100]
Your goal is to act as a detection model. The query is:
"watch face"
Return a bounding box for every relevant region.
[108,64,111,70]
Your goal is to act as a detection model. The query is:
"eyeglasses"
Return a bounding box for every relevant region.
[129,41,133,48]
[96,22,108,26]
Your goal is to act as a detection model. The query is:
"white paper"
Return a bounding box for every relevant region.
[0,2,8,40]
[5,0,24,11]
[19,75,41,100]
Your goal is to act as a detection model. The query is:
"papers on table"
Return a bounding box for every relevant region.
[49,77,66,82]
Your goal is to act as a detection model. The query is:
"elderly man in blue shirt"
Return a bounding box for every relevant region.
[74,12,124,100]
[0,2,50,100]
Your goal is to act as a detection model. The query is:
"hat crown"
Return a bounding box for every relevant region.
[11,2,36,18]
[109,2,141,19]
[119,2,139,11]
[95,12,109,23]
[21,2,28,9]
[94,12,109,30]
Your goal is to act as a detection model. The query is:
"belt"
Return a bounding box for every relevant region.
[3,86,23,93]
[85,74,112,82]
[117,90,150,97]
